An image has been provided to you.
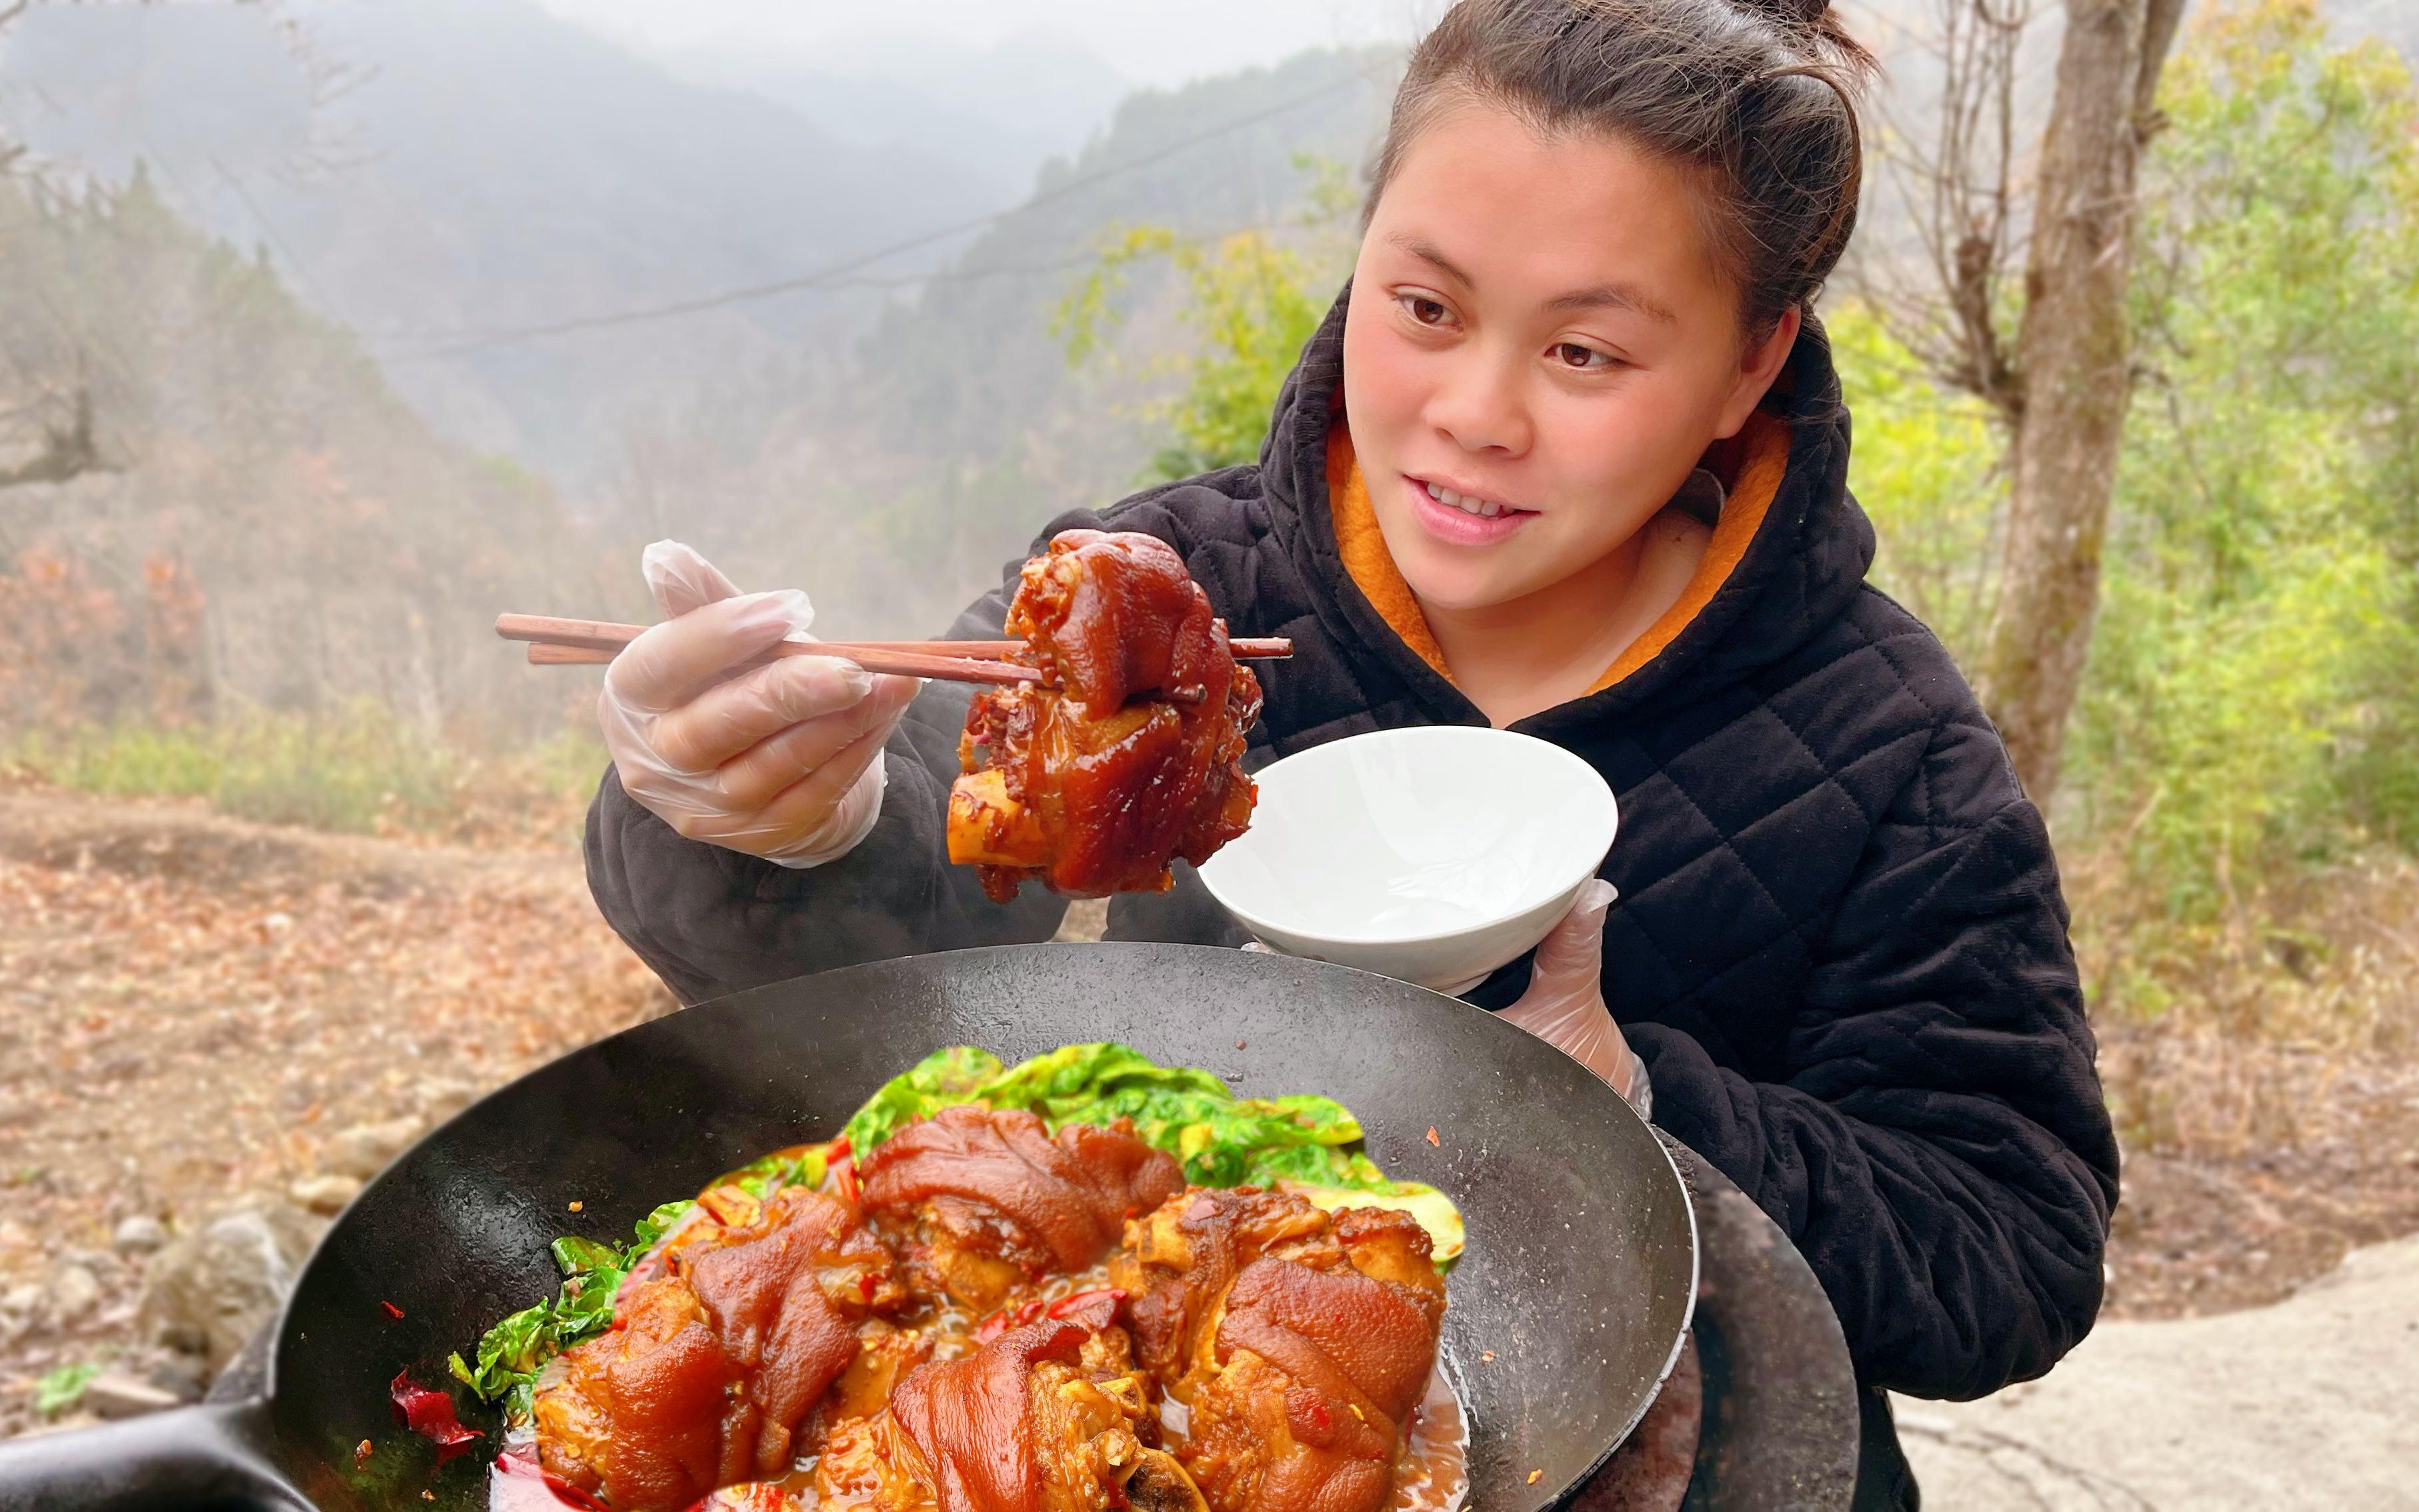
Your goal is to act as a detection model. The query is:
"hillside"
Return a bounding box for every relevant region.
[652,46,1398,637]
[668,29,1134,203]
[0,0,999,485]
[0,168,626,741]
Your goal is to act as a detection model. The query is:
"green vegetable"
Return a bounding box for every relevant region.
[631,1200,693,1251]
[452,1196,712,1419]
[841,1045,1007,1152]
[724,1146,826,1202]
[839,1043,1462,1257]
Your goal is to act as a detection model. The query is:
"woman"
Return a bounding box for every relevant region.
[583,2,2118,1505]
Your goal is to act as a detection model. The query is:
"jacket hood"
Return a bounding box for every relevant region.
[1258,282,1875,733]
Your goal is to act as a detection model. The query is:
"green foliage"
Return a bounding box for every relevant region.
[33,1361,101,1416]
[1056,155,1355,481]
[1059,226,1335,480]
[7,708,605,843]
[1827,307,2004,663]
[2068,0,2419,910]
[1844,0,2419,947]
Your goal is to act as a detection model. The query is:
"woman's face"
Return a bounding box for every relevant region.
[1343,100,1799,613]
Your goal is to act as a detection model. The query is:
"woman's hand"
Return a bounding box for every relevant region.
[1499,879,1648,1112]
[597,541,921,867]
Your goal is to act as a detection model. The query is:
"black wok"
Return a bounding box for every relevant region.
[0,943,1699,1511]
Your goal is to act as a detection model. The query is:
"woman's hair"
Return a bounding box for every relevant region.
[1366,0,1876,339]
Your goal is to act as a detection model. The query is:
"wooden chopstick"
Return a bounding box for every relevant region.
[497,615,1294,683]
[497,615,1041,686]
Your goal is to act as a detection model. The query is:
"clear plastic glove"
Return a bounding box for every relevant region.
[597,541,921,868]
[1499,879,1650,1115]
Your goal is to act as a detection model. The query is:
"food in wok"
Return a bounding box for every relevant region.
[455,1045,1465,1512]
[948,531,1264,901]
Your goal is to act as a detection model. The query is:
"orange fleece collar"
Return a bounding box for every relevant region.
[1325,410,1792,696]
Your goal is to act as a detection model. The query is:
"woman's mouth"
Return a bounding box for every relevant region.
[1405,475,1538,546]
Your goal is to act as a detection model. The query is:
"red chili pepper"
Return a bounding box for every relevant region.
[378,1299,405,1320]
[976,1298,1047,1343]
[1044,1287,1127,1332]
[387,1369,482,1465]
[857,1272,877,1303]
[833,1156,861,1207]
[827,1134,851,1161]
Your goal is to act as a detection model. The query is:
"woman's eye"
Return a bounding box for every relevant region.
[1556,342,1613,370]
[1400,295,1451,327]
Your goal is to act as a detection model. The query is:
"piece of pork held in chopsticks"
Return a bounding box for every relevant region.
[1111,1187,1446,1512]
[859,1104,1185,1311]
[949,529,1264,901]
[815,1318,1207,1512]
[531,1185,905,1512]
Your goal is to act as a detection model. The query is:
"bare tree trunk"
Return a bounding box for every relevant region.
[1978,0,2187,803]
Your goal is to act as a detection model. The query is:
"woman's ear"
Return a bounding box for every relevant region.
[1714,305,1802,439]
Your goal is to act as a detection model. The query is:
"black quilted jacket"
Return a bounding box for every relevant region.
[587,290,2117,1486]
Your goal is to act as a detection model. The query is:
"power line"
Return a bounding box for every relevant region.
[206,155,349,327]
[379,71,1367,363]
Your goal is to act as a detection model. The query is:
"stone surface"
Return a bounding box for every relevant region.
[37,1263,100,1331]
[136,1197,327,1371]
[0,1283,41,1345]
[289,1173,365,1215]
[411,1077,485,1123]
[322,1118,423,1181]
[1897,1233,2419,1509]
[112,1215,169,1255]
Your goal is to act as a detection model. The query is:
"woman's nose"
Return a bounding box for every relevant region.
[1423,350,1533,457]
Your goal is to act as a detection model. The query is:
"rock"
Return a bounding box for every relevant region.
[412,1077,483,1122]
[323,1117,423,1180]
[39,1263,101,1329]
[143,1350,208,1403]
[113,1215,169,1255]
[0,1282,40,1347]
[81,1372,181,1421]
[289,1174,364,1215]
[137,1197,327,1371]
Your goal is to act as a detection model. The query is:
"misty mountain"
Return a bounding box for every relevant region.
[0,0,1002,485]
[616,45,1399,637]
[2332,0,2419,54]
[669,29,1134,203]
[0,169,627,739]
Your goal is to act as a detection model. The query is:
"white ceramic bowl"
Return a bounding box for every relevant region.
[1198,727,1620,995]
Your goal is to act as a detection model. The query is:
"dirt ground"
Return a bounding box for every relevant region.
[2,787,2416,1444]
[0,787,667,1439]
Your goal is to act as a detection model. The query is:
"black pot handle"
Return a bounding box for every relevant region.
[0,1397,309,1511]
